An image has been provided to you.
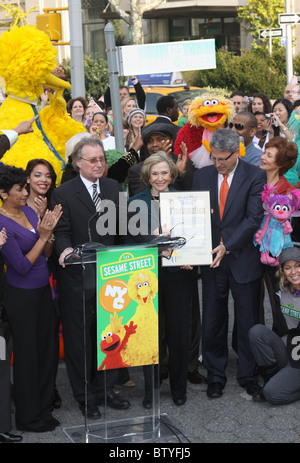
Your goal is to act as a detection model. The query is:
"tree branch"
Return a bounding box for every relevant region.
[107,0,130,24]
[141,0,166,14]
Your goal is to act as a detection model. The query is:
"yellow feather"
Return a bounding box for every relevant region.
[0,26,85,182]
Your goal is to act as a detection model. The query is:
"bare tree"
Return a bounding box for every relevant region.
[107,0,166,44]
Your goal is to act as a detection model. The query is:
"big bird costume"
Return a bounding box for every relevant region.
[174,94,244,168]
[0,26,86,184]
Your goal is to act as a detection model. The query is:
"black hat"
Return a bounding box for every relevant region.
[141,122,177,144]
[279,246,300,265]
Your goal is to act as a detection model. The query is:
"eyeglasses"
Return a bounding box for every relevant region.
[211,150,235,164]
[80,156,106,165]
[229,122,255,131]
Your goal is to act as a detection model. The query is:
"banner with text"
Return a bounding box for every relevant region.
[96,246,159,371]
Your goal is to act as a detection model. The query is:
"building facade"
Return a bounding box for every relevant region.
[1,1,300,64]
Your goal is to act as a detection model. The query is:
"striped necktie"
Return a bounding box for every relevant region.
[92,183,101,212]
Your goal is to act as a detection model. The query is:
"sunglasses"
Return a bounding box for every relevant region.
[229,122,255,131]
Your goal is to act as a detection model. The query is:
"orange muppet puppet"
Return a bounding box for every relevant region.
[174,94,243,168]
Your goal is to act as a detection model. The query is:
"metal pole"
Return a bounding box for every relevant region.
[68,0,85,97]
[269,30,272,56]
[104,23,124,152]
[285,0,293,83]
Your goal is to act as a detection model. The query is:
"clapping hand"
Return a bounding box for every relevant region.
[131,126,143,152]
[161,138,173,156]
[176,141,188,174]
[33,195,48,218]
[38,205,63,240]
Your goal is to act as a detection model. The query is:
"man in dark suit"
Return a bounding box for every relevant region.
[51,136,130,419]
[154,95,180,130]
[192,129,267,399]
[138,95,180,162]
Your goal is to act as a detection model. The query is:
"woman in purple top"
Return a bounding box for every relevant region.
[0,165,62,433]
[26,159,62,410]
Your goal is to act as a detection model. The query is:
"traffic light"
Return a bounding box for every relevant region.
[36,13,62,42]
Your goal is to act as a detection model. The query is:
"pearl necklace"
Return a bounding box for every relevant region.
[0,207,23,218]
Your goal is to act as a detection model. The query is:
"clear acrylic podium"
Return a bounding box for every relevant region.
[62,240,185,443]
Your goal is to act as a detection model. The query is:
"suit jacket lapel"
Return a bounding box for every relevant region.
[75,175,96,215]
[210,168,220,221]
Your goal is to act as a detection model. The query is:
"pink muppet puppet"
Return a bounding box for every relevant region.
[254,184,300,266]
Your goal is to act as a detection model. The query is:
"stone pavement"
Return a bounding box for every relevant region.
[9,284,300,445]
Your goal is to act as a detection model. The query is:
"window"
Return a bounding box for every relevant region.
[145,93,162,115]
[169,16,240,54]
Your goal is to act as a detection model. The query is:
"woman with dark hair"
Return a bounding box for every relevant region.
[26,158,62,410]
[253,111,274,151]
[67,96,88,124]
[249,93,272,115]
[271,98,294,139]
[249,247,300,404]
[26,158,57,218]
[259,136,298,194]
[89,112,116,151]
[0,165,62,432]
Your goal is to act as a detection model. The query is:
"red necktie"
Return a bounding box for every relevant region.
[219,174,229,220]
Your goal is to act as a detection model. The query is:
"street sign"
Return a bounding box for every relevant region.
[117,39,216,76]
[279,13,300,24]
[259,28,283,39]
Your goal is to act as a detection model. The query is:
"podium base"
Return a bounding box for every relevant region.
[63,413,182,443]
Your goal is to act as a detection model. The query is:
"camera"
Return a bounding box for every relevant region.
[265,114,278,126]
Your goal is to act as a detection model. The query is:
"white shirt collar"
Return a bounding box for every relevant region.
[157,115,172,122]
[217,158,239,185]
[80,175,100,197]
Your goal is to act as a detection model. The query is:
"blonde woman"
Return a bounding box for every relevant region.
[121,97,137,120]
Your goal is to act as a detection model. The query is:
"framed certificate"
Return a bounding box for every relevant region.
[159,190,212,267]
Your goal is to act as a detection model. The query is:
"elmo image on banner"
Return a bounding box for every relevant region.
[96,246,159,370]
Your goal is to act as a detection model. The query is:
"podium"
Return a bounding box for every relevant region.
[62,239,186,443]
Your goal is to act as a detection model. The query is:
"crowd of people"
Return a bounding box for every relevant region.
[1,76,300,443]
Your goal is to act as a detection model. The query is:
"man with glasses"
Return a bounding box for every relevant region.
[51,137,130,419]
[284,82,298,104]
[230,112,263,166]
[192,129,266,399]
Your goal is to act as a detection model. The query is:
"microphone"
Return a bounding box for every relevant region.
[87,211,101,243]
